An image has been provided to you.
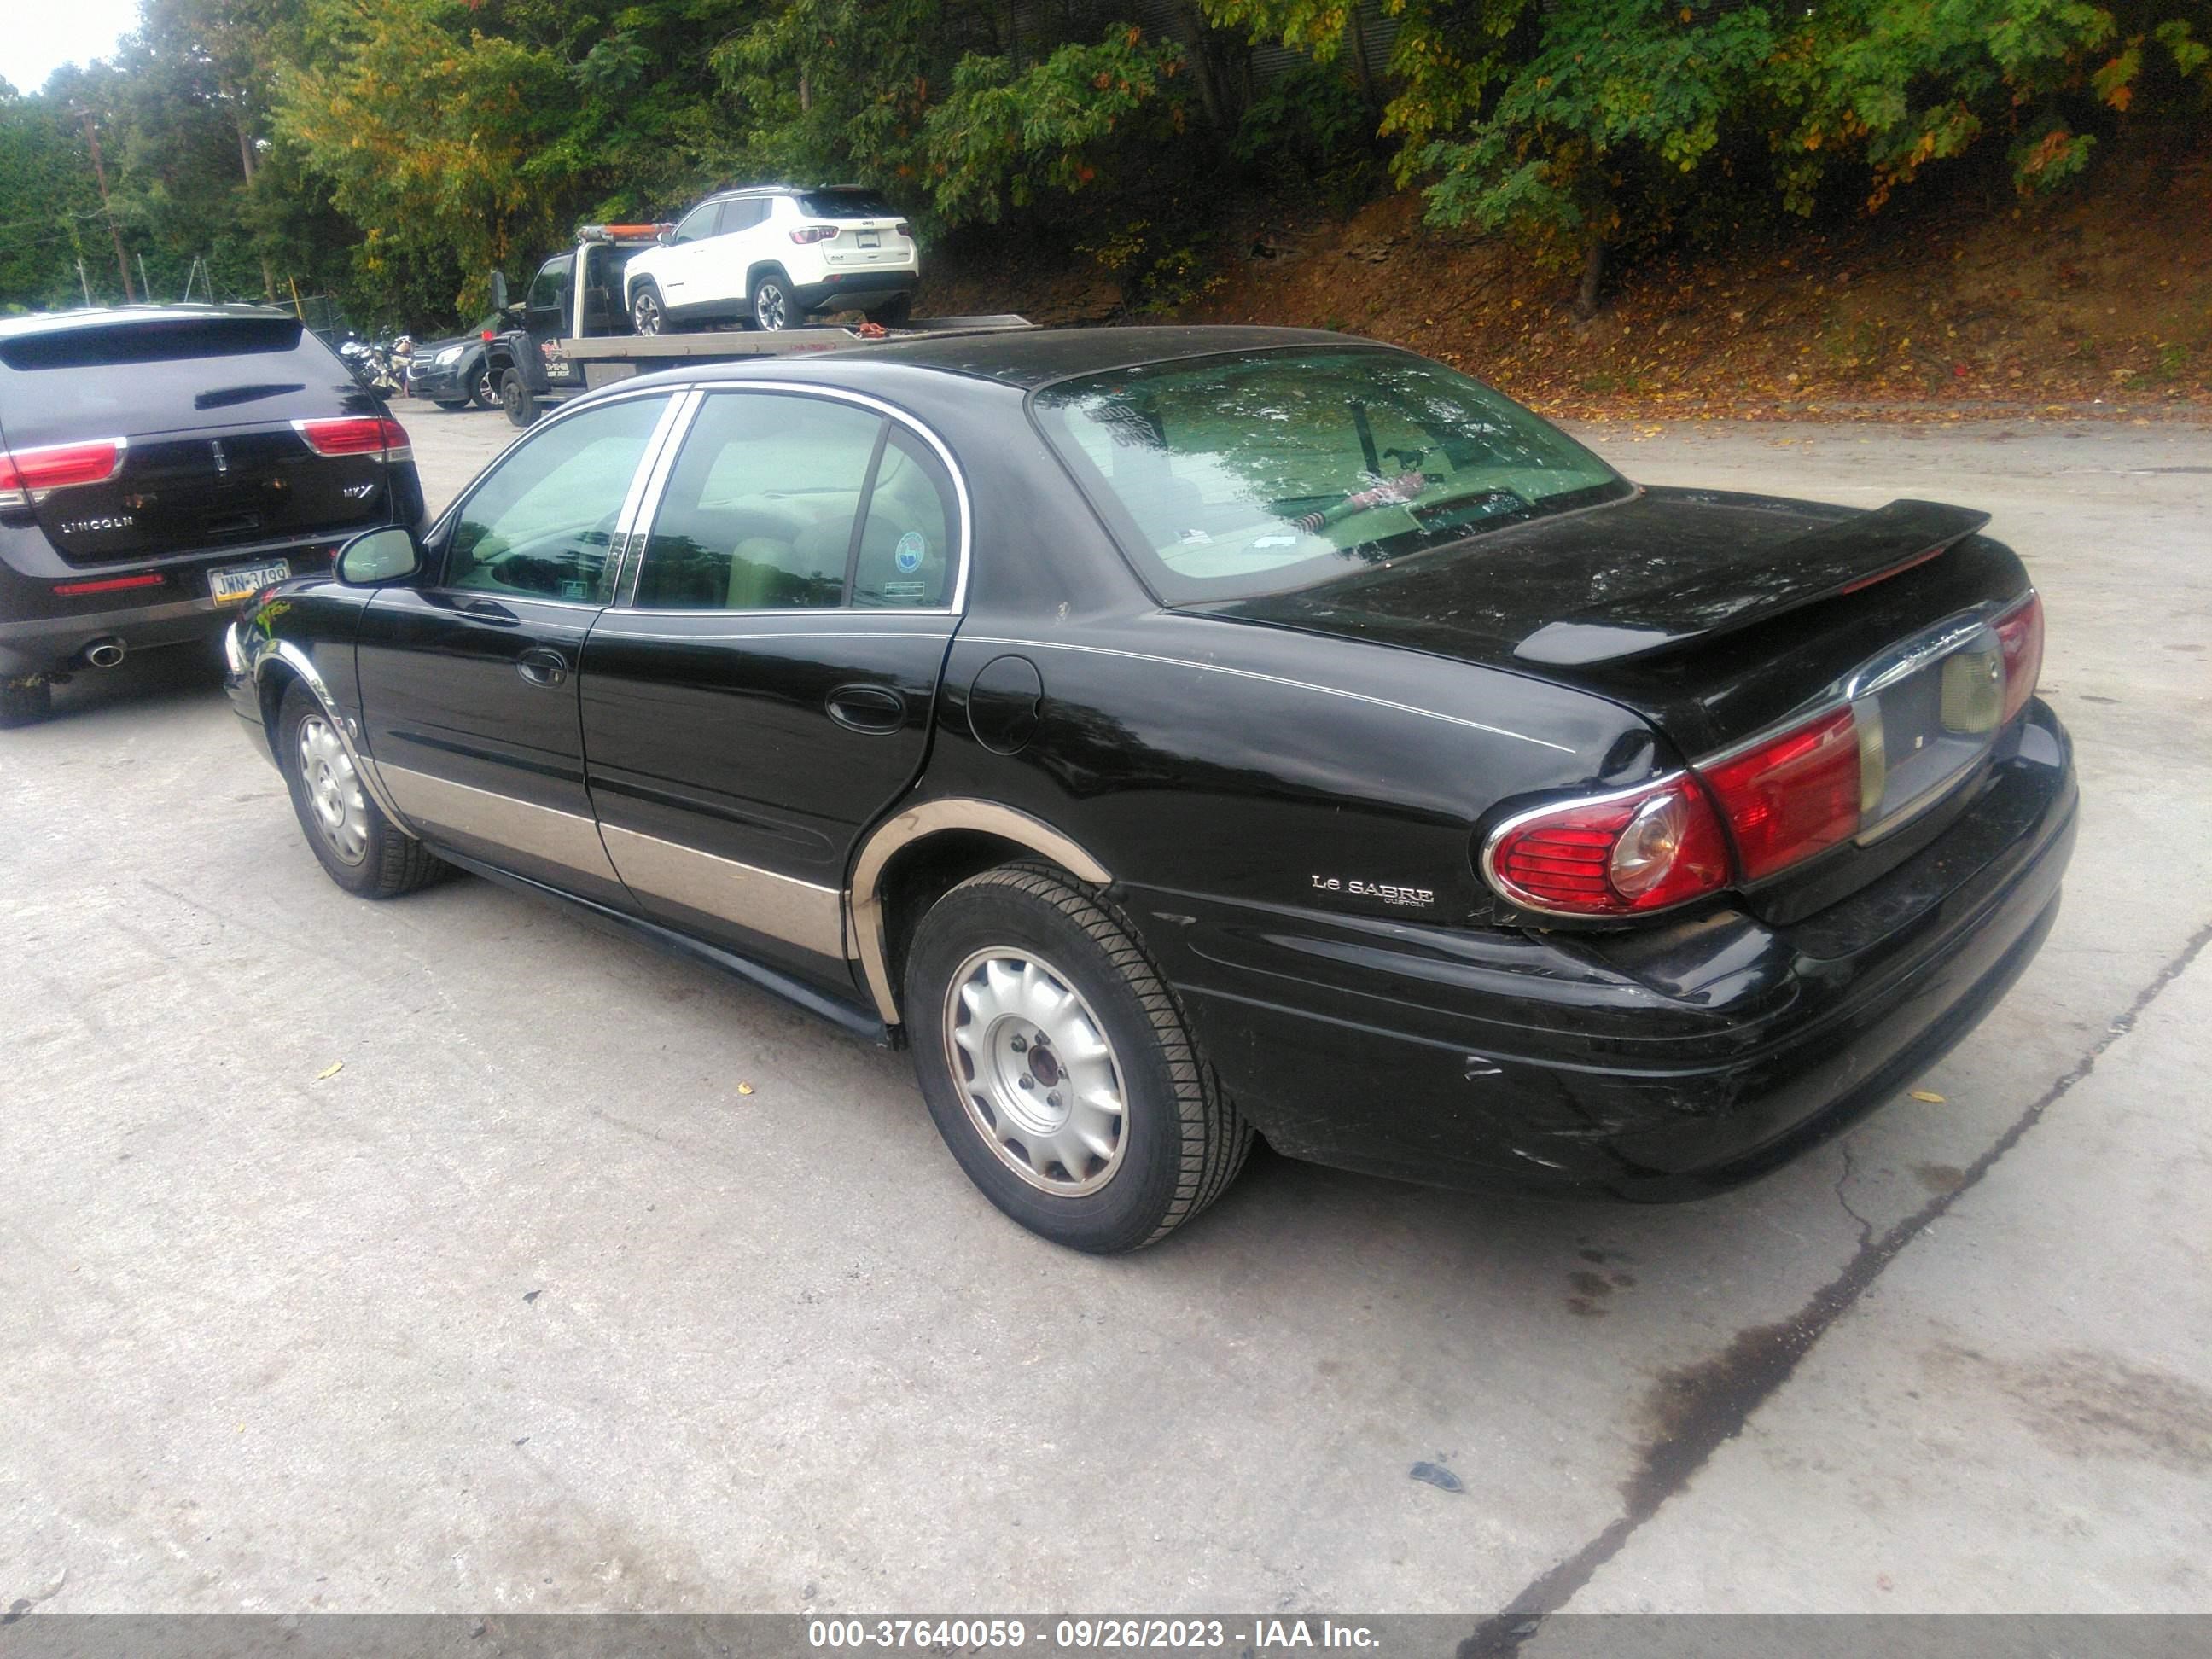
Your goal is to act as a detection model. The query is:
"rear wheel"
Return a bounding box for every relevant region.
[499,371,538,429]
[630,283,666,337]
[0,676,54,729]
[866,294,913,328]
[905,864,1253,1252]
[277,681,445,899]
[750,272,794,332]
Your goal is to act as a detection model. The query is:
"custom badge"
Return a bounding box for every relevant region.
[894,531,926,573]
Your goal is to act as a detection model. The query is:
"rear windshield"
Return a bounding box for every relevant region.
[0,313,345,441]
[1032,346,1630,603]
[796,189,899,219]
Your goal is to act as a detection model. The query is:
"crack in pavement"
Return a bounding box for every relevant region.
[1459,915,2212,1658]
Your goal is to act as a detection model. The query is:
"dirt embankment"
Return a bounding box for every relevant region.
[926,154,2212,424]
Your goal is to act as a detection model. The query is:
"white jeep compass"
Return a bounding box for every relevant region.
[623,185,920,334]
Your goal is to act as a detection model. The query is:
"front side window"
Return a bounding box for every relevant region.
[525,255,573,313]
[444,393,672,603]
[631,393,958,613]
[1031,347,1630,603]
[672,204,719,244]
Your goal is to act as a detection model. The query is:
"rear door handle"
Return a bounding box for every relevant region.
[516,647,569,688]
[826,684,905,734]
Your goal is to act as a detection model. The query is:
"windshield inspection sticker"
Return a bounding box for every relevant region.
[894,531,927,573]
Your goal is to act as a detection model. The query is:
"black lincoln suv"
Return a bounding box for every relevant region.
[0,305,425,726]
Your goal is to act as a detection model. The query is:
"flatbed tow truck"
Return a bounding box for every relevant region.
[483,224,1029,427]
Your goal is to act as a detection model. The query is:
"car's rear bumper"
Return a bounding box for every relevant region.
[1142,700,2077,1199]
[793,271,917,313]
[0,538,343,677]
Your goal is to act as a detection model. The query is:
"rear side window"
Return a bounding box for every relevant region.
[632,392,959,613]
[634,392,885,612]
[0,314,346,444]
[796,189,897,219]
[719,198,769,234]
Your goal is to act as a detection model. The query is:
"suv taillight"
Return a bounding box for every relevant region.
[1994,591,2044,725]
[294,416,411,462]
[0,437,126,507]
[1485,777,1732,917]
[894,220,911,238]
[790,225,836,245]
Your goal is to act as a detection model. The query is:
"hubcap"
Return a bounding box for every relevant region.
[944,948,1127,1196]
[634,294,661,335]
[296,714,370,866]
[757,285,787,330]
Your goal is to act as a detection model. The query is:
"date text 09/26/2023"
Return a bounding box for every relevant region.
[807,1618,1382,1650]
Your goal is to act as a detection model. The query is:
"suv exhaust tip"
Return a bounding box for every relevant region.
[83,637,127,669]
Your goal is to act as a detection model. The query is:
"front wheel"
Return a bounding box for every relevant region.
[469,364,498,409]
[0,676,54,729]
[905,864,1253,1252]
[499,370,538,429]
[277,681,446,899]
[750,274,794,332]
[630,284,666,337]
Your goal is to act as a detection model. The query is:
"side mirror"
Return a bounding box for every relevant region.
[336,526,422,586]
[489,271,509,311]
[657,225,675,245]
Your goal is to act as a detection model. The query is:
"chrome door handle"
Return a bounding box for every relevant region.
[516,647,569,688]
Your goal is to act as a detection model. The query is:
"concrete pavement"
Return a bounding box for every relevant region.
[1,404,2205,1625]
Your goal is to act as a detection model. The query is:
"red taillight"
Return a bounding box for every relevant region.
[0,437,126,507]
[894,220,911,238]
[294,416,410,463]
[1486,777,1732,917]
[53,572,163,597]
[1697,707,1861,883]
[480,329,497,342]
[790,225,836,245]
[1994,591,2043,726]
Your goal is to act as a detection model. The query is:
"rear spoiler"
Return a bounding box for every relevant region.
[1513,498,1992,668]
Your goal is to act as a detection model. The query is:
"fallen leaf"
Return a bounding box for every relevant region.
[737,1082,756,1096]
[316,1061,344,1081]
[1909,1089,1946,1103]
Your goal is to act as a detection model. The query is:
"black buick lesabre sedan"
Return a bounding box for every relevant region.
[1,305,423,725]
[223,327,2075,1251]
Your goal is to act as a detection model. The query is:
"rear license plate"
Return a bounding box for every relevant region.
[859,230,881,249]
[209,558,290,604]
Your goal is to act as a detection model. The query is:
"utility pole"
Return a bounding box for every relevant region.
[73,104,136,303]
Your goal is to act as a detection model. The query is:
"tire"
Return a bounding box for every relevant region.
[866,294,913,328]
[469,364,498,409]
[750,271,794,332]
[276,680,445,899]
[0,677,54,729]
[630,283,666,337]
[905,863,1252,1252]
[434,399,468,412]
[499,370,538,429]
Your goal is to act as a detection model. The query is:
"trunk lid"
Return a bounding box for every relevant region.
[1201,486,2035,920]
[0,311,396,566]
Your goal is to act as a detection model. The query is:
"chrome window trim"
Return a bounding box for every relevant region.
[611,387,704,608]
[614,381,973,619]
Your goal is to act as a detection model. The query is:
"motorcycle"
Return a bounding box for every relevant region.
[337,334,405,399]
